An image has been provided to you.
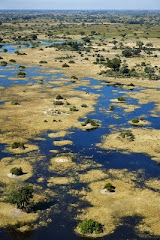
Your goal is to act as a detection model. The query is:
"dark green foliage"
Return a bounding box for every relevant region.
[56,95,63,100]
[39,60,47,64]
[17,72,26,78]
[144,67,155,79]
[78,219,103,235]
[10,167,23,176]
[120,131,135,141]
[68,60,75,63]
[19,65,26,70]
[109,105,115,111]
[117,97,126,102]
[70,106,79,111]
[11,101,20,105]
[71,76,78,80]
[12,142,25,149]
[6,183,33,211]
[54,100,64,105]
[132,119,140,124]
[82,119,99,127]
[106,58,121,71]
[104,183,116,192]
[62,63,69,67]
[9,59,16,63]
[0,61,7,66]
[81,104,88,108]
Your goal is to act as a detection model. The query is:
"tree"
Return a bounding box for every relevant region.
[144,67,155,79]
[7,183,33,210]
[122,49,133,58]
[107,58,121,71]
[136,41,144,49]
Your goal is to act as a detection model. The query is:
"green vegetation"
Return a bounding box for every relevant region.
[81,104,88,108]
[17,72,26,78]
[78,219,103,235]
[62,63,70,67]
[56,95,64,100]
[12,142,25,149]
[9,59,16,63]
[117,97,126,102]
[6,183,33,211]
[39,60,47,64]
[119,131,135,141]
[0,61,7,66]
[132,119,140,124]
[82,119,99,127]
[70,106,79,111]
[19,65,26,70]
[104,183,116,192]
[10,167,23,176]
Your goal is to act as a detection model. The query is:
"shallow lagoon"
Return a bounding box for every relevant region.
[0,45,160,239]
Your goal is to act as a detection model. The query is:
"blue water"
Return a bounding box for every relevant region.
[0,46,160,239]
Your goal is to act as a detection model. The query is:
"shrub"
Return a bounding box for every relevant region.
[78,219,103,235]
[68,60,75,63]
[117,97,126,102]
[0,61,7,66]
[11,101,20,105]
[70,106,79,111]
[62,63,69,67]
[104,183,115,192]
[71,76,78,80]
[81,104,88,108]
[109,105,115,111]
[82,119,99,127]
[119,131,135,141]
[39,60,47,64]
[10,167,23,176]
[132,119,139,124]
[54,100,64,105]
[56,95,63,100]
[9,59,16,63]
[12,142,25,149]
[17,72,26,78]
[19,65,25,70]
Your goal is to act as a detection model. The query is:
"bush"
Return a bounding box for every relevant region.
[17,72,26,78]
[9,59,16,63]
[70,106,79,111]
[68,60,75,63]
[10,167,23,176]
[12,142,25,149]
[19,65,25,70]
[119,131,135,141]
[132,119,139,124]
[104,183,115,192]
[81,104,88,108]
[11,101,20,105]
[0,61,7,66]
[62,63,70,67]
[82,119,99,127]
[54,100,64,105]
[117,97,126,102]
[109,105,115,111]
[78,219,103,235]
[71,76,78,80]
[39,60,47,64]
[56,95,63,100]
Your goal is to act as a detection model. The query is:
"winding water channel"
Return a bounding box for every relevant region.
[0,42,160,240]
